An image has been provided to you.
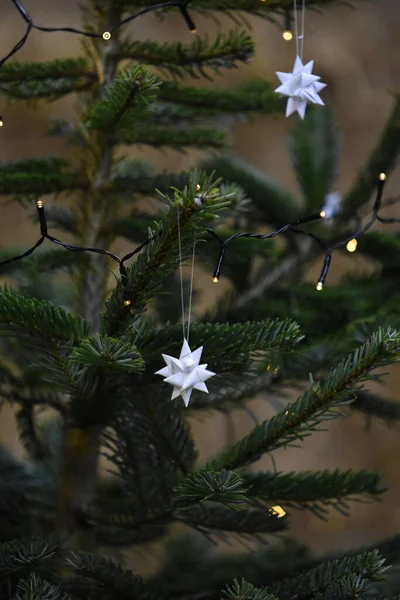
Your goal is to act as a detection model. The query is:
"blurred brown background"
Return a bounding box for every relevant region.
[1,0,400,560]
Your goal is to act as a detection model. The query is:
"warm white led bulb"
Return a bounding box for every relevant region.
[36,200,44,208]
[346,239,357,253]
[316,282,323,291]
[282,30,293,41]
[102,31,111,40]
[379,172,387,181]
[212,276,219,283]
[319,210,326,218]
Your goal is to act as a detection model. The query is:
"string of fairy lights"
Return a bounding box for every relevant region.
[208,173,400,290]
[1,0,196,72]
[0,2,399,296]
[0,174,399,296]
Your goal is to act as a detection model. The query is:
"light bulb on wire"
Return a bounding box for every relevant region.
[346,239,357,253]
[282,8,292,41]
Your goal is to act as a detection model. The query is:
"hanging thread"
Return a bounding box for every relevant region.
[177,207,196,343]
[293,0,306,60]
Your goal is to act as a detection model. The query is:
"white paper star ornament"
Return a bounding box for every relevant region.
[155,339,215,407]
[275,55,327,119]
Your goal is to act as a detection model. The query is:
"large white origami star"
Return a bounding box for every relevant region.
[275,55,327,119]
[155,339,215,407]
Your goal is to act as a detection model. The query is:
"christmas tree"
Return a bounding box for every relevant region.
[1,1,400,599]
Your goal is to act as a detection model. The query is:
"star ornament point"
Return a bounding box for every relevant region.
[155,339,215,407]
[275,55,327,119]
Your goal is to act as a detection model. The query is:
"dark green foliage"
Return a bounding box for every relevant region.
[223,578,278,600]
[0,537,58,578]
[70,334,144,373]
[0,288,89,344]
[118,30,255,78]
[139,318,302,371]
[289,108,340,210]
[0,159,81,195]
[159,80,283,114]
[12,574,69,600]
[201,154,300,227]
[63,553,159,600]
[0,58,94,101]
[344,94,400,213]
[208,327,400,470]
[0,0,399,599]
[243,469,385,513]
[176,503,287,535]
[102,170,231,335]
[269,550,387,600]
[176,470,247,508]
[119,124,230,148]
[84,66,160,134]
[353,391,400,423]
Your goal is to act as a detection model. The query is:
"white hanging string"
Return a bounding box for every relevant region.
[177,207,196,343]
[293,0,306,60]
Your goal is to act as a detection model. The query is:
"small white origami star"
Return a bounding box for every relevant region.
[155,339,215,407]
[275,55,327,119]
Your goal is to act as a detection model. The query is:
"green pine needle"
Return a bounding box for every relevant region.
[207,327,400,470]
[0,287,90,345]
[84,66,160,135]
[175,503,287,534]
[0,536,58,577]
[71,334,144,373]
[243,469,385,511]
[13,574,69,600]
[102,170,231,336]
[344,94,400,214]
[118,30,254,79]
[223,578,278,600]
[176,470,247,509]
[270,550,387,600]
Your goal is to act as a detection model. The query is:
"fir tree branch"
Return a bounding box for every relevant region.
[223,579,278,600]
[343,94,400,214]
[0,79,93,101]
[84,66,160,135]
[187,373,272,411]
[159,80,282,114]
[64,552,159,600]
[0,536,58,578]
[0,58,92,83]
[289,107,340,211]
[176,471,247,509]
[352,390,400,423]
[118,124,230,148]
[70,334,144,373]
[113,168,191,195]
[102,170,231,336]
[357,231,400,268]
[243,469,385,512]
[118,30,254,79]
[13,574,69,600]
[207,327,400,471]
[0,288,90,345]
[269,550,387,600]
[102,391,196,505]
[139,319,303,373]
[117,0,339,16]
[0,158,82,195]
[175,503,287,535]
